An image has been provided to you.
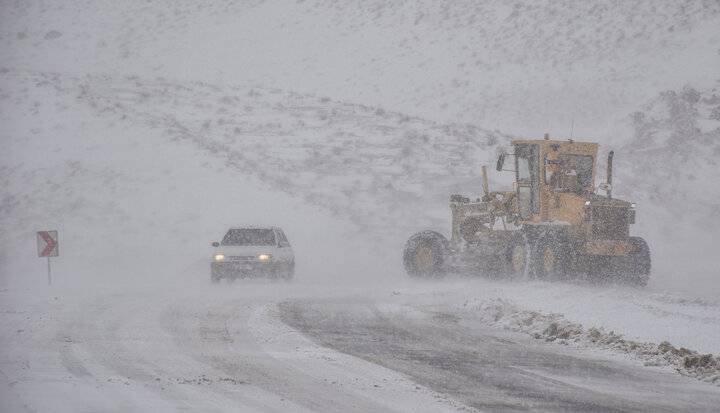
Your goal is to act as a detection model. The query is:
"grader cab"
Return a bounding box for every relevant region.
[403,135,651,285]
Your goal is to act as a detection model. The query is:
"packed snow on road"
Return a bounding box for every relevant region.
[2,1,720,412]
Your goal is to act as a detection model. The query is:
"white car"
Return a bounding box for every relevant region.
[210,226,295,282]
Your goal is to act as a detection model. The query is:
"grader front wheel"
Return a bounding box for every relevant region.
[403,231,449,278]
[413,244,435,273]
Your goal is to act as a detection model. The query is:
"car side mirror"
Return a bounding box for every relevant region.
[496,152,506,172]
[211,242,219,247]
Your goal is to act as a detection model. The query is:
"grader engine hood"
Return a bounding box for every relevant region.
[583,196,635,240]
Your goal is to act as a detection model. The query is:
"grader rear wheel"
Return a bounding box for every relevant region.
[538,237,569,279]
[542,246,557,275]
[508,231,569,279]
[617,237,651,286]
[531,232,570,279]
[510,241,529,277]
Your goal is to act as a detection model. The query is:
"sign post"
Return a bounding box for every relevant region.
[37,230,59,285]
[47,255,52,285]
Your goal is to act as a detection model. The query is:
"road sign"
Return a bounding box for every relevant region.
[37,230,59,257]
[37,230,58,286]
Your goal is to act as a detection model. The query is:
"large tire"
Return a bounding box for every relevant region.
[508,229,570,279]
[507,233,531,278]
[403,231,449,278]
[622,237,651,286]
[534,232,570,279]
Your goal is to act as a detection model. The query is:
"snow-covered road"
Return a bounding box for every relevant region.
[2,280,720,412]
[0,283,466,412]
[283,295,720,412]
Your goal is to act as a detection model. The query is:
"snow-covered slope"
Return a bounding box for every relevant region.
[0,70,399,288]
[612,82,720,296]
[619,82,720,224]
[2,0,718,138]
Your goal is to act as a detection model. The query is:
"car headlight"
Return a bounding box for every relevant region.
[214,254,225,261]
[257,254,271,262]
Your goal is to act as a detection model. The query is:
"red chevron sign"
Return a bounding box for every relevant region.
[37,231,59,257]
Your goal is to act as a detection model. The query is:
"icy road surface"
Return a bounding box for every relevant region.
[2,281,720,413]
[282,298,720,412]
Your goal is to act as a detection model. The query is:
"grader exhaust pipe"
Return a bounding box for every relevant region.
[606,150,614,199]
[481,165,490,198]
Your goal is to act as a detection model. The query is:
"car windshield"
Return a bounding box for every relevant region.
[222,229,276,246]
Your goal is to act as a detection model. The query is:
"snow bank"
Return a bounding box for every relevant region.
[389,277,720,363]
[466,297,720,385]
[379,278,720,385]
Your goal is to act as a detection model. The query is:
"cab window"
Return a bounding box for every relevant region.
[545,154,594,193]
[560,155,593,189]
[514,144,539,217]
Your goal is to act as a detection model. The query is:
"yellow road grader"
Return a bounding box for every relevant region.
[403,135,651,285]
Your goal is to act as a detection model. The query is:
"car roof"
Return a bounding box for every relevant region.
[227,225,281,230]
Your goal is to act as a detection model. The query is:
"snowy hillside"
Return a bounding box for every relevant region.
[1,0,718,138]
[0,70,412,287]
[3,69,718,293]
[0,69,510,286]
[619,82,720,225]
